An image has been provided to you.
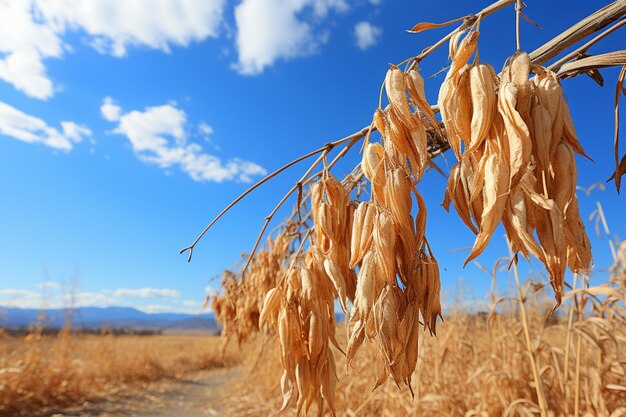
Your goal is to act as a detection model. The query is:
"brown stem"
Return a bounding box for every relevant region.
[549,17,626,71]
[529,1,626,66]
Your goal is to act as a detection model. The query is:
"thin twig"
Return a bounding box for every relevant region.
[563,273,578,407]
[515,0,523,51]
[574,299,583,417]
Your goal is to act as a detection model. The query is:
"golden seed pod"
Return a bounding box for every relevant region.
[466,149,510,265]
[450,31,479,75]
[467,63,497,155]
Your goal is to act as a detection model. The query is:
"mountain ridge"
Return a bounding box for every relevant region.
[0,306,217,331]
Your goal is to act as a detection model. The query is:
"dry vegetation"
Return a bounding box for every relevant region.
[0,332,237,417]
[186,1,626,416]
[216,241,626,416]
[2,2,623,417]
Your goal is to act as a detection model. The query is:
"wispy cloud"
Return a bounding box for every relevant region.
[182,300,202,308]
[0,0,226,99]
[233,0,348,75]
[0,100,91,151]
[108,288,180,299]
[36,280,61,289]
[0,286,198,313]
[0,289,114,309]
[101,97,266,183]
[354,21,382,51]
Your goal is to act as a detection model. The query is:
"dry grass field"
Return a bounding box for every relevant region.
[0,332,238,417]
[217,284,626,416]
[211,240,626,416]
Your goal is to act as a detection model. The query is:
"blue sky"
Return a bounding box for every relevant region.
[0,0,624,314]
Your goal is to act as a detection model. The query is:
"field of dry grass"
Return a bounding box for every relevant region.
[0,332,238,417]
[218,293,626,416]
[214,241,626,416]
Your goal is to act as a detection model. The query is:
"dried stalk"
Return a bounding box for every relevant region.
[529,1,626,65]
[509,242,549,417]
[549,18,626,71]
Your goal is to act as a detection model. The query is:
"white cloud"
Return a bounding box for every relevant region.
[0,289,38,297]
[73,291,115,307]
[141,303,203,314]
[36,280,61,289]
[110,288,181,299]
[0,287,188,312]
[0,0,226,99]
[354,21,381,50]
[101,96,122,122]
[101,97,266,182]
[205,285,218,296]
[0,2,64,99]
[0,289,116,309]
[233,0,348,75]
[35,0,226,57]
[0,100,91,151]
[198,122,214,137]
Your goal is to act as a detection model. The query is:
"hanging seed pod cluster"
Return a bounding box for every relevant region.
[185,1,626,414]
[212,225,294,346]
[347,65,441,395]
[259,174,353,414]
[440,30,592,306]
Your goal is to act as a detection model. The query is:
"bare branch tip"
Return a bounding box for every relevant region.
[180,246,194,262]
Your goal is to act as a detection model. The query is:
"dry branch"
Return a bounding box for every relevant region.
[529,1,626,65]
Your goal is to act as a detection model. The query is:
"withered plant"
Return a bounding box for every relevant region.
[183,1,626,415]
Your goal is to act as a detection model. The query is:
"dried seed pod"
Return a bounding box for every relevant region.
[450,31,479,75]
[499,82,532,186]
[552,142,577,213]
[350,202,376,268]
[443,162,479,235]
[563,197,592,274]
[438,74,463,158]
[508,52,532,122]
[362,142,387,202]
[532,72,564,154]
[453,66,473,147]
[466,148,510,264]
[354,252,386,324]
[530,99,553,175]
[406,67,440,130]
[385,66,414,129]
[417,249,441,335]
[323,259,349,313]
[467,63,497,154]
[259,287,283,328]
[373,209,397,286]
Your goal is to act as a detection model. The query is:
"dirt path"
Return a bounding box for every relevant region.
[48,367,238,417]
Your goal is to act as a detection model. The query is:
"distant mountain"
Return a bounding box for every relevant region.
[0,306,217,331]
